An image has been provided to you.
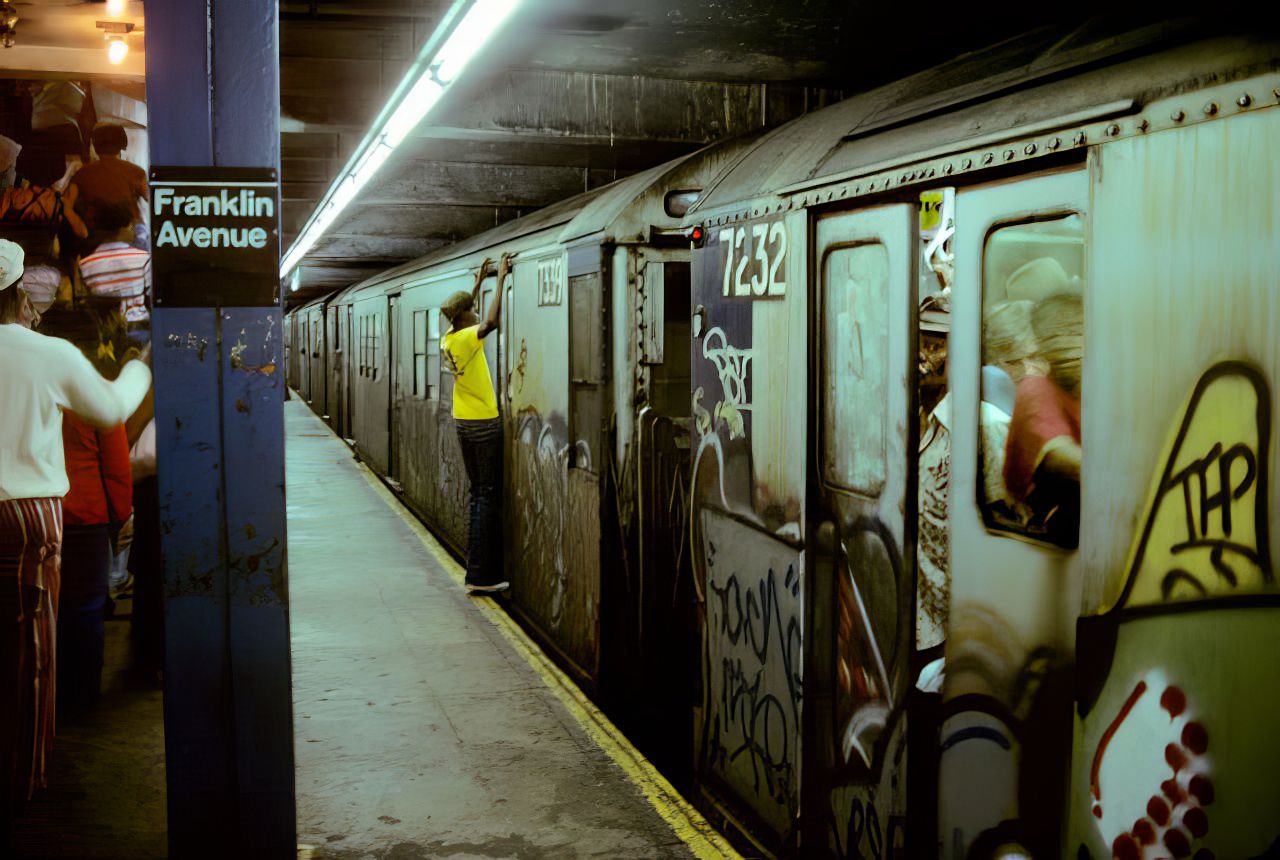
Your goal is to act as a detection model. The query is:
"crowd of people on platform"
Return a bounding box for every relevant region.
[0,95,158,838]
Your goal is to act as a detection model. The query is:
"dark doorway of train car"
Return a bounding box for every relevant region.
[806,201,922,857]
[628,256,698,787]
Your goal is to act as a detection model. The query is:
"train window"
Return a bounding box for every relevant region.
[822,242,889,497]
[426,310,441,401]
[569,272,602,385]
[361,315,370,378]
[371,312,382,381]
[412,310,428,398]
[979,214,1084,548]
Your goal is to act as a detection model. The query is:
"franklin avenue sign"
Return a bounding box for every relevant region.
[150,166,280,307]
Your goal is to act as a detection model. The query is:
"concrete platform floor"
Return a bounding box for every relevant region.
[287,401,721,860]
[9,601,168,859]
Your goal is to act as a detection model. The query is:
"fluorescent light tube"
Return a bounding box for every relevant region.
[280,0,521,281]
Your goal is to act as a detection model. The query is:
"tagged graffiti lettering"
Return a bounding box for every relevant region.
[1115,362,1272,608]
[701,509,803,828]
[1072,362,1277,860]
[831,796,883,860]
[699,326,753,441]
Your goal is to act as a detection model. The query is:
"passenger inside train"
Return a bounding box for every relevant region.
[981,215,1085,546]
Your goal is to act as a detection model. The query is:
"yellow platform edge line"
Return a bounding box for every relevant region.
[345,453,743,860]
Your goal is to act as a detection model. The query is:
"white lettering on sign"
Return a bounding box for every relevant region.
[719,219,788,298]
[152,186,275,250]
[155,221,270,249]
[537,257,563,307]
[153,188,275,219]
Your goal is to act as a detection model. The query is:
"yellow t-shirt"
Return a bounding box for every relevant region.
[442,324,499,420]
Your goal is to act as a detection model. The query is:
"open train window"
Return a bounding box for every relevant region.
[979,214,1083,549]
[822,242,889,497]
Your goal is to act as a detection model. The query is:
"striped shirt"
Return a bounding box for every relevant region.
[79,241,151,323]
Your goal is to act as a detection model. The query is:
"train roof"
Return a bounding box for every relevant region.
[326,132,761,306]
[688,26,1280,220]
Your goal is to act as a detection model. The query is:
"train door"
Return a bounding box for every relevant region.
[633,248,696,779]
[311,311,327,419]
[942,168,1087,858]
[808,203,918,858]
[342,304,354,439]
[326,303,344,433]
[388,294,402,485]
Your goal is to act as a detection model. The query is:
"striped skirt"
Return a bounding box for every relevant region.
[0,497,62,814]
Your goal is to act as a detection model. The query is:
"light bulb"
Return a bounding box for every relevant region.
[107,38,128,64]
[106,0,126,15]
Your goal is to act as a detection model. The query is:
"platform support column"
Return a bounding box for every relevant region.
[144,2,295,856]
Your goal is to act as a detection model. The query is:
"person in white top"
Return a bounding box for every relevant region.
[0,238,151,821]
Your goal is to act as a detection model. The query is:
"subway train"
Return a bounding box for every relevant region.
[288,27,1280,860]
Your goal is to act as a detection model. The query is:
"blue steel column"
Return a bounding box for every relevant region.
[144,2,296,856]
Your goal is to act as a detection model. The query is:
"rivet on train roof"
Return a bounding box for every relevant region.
[1106,124,1120,136]
[981,153,994,165]
[1171,109,1186,122]
[1046,137,1061,150]
[1003,149,1015,161]
[1024,143,1036,155]
[961,158,972,170]
[1074,131,1087,145]
[1137,119,1150,132]
[1237,94,1252,108]
[1203,102,1218,116]
[942,163,954,175]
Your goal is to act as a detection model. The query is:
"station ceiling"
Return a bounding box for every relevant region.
[280,0,1064,303]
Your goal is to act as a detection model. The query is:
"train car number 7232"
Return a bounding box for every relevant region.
[719,219,788,298]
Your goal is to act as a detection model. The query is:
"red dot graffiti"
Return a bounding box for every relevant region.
[1092,677,1214,859]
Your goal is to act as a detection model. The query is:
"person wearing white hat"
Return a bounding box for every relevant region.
[0,237,151,822]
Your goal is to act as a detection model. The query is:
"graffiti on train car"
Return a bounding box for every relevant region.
[1074,362,1277,860]
[696,327,753,441]
[718,216,788,298]
[510,410,599,672]
[834,518,907,771]
[700,507,804,833]
[1111,362,1272,608]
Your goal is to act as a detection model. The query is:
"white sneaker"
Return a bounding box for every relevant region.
[465,581,510,594]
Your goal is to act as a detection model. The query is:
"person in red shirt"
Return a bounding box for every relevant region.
[1003,293,1083,544]
[58,405,133,717]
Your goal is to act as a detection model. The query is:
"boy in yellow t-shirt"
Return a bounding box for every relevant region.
[440,252,511,593]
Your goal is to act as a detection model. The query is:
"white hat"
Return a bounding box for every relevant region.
[0,239,24,290]
[1004,256,1081,301]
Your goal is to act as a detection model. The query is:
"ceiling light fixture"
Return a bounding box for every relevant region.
[280,0,521,280]
[97,19,134,65]
[107,37,128,64]
[0,0,18,49]
[106,0,127,15]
